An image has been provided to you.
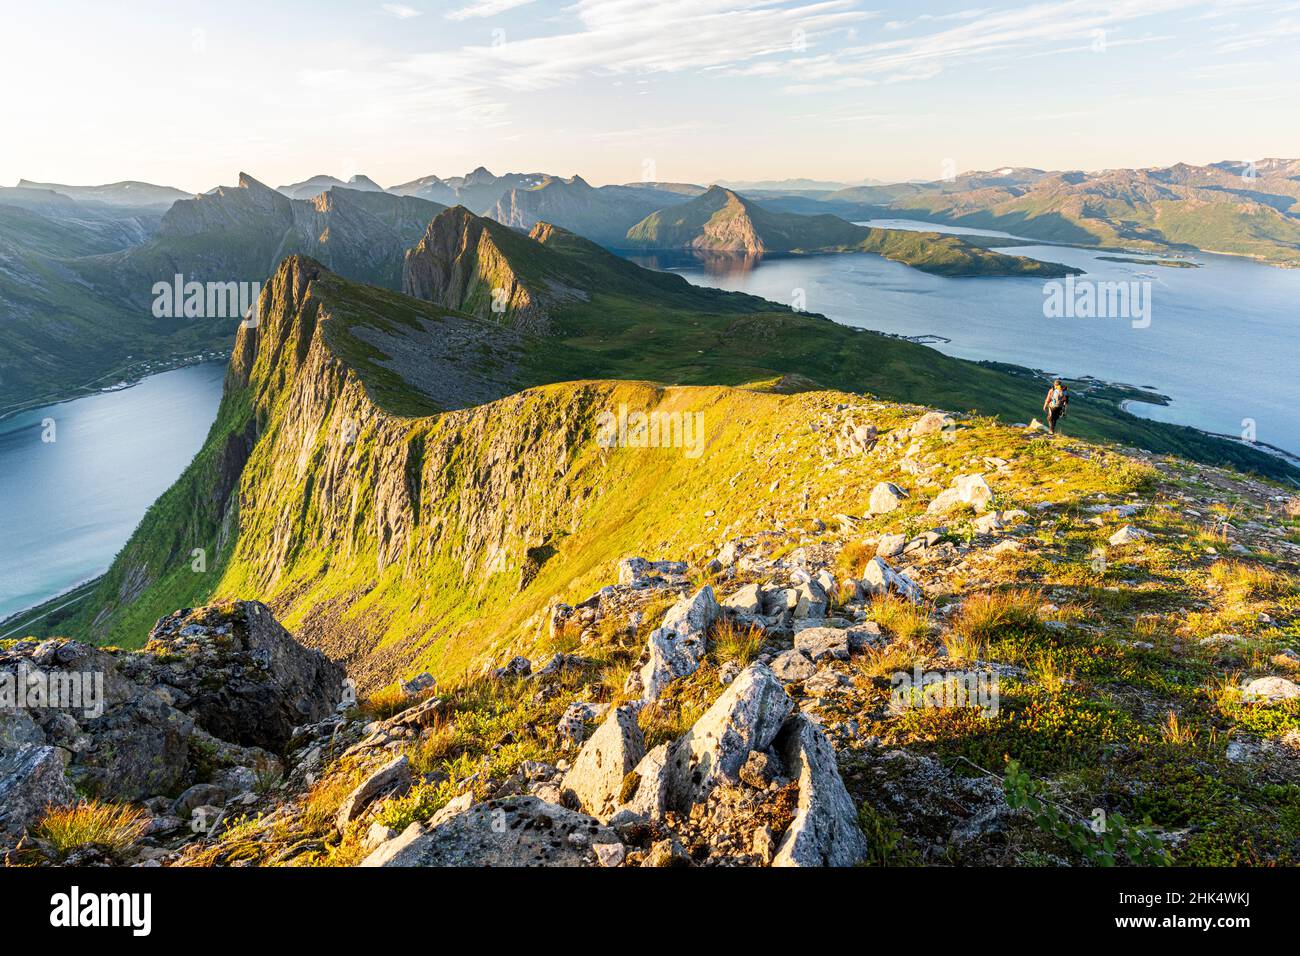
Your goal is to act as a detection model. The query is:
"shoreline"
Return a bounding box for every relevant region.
[1120,398,1300,467]
[0,351,229,428]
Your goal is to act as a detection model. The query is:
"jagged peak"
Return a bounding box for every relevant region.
[238,171,276,193]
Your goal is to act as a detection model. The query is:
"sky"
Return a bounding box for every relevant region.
[3,0,1299,192]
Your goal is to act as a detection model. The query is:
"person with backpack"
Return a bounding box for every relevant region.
[1043,379,1069,435]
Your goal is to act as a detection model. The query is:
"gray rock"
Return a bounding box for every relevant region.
[770,649,817,682]
[721,583,764,615]
[360,796,616,867]
[910,411,954,437]
[172,783,228,819]
[0,708,45,750]
[860,557,922,602]
[637,586,720,699]
[772,715,867,867]
[876,533,907,558]
[563,706,645,820]
[625,664,793,816]
[869,482,909,515]
[336,754,412,830]
[0,745,75,842]
[1242,676,1300,702]
[1109,525,1151,546]
[143,601,345,753]
[399,672,436,696]
[794,627,850,662]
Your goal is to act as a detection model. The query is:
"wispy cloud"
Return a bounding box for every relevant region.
[446,0,538,20]
[381,3,422,18]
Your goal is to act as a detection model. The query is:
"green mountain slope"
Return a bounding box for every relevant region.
[625,186,1078,277]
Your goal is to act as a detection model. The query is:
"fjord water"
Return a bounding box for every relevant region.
[636,223,1300,458]
[0,363,225,623]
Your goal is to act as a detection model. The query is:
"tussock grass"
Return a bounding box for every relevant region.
[1027,652,1074,694]
[709,618,764,666]
[870,594,931,643]
[1158,710,1199,747]
[952,589,1041,644]
[836,541,872,581]
[34,801,149,859]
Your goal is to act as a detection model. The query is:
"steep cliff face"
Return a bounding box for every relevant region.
[402,206,576,333]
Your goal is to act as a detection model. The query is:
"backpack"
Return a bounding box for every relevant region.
[1048,386,1066,410]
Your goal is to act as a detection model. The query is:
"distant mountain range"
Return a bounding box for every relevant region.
[753,160,1300,267]
[0,174,444,414]
[4,158,1299,416]
[624,186,1077,277]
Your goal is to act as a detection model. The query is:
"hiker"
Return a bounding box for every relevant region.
[1043,379,1069,435]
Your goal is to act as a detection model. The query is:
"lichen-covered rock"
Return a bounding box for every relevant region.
[860,557,922,602]
[869,482,909,515]
[626,663,793,816]
[0,745,75,841]
[636,586,721,700]
[139,601,346,752]
[336,754,411,830]
[794,627,850,662]
[563,705,645,819]
[772,715,866,867]
[360,796,616,867]
[770,649,817,682]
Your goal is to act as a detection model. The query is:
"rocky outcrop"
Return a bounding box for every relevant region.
[632,586,721,700]
[624,664,793,816]
[772,715,867,867]
[361,796,617,867]
[0,746,76,841]
[562,706,645,820]
[0,602,341,845]
[138,601,345,752]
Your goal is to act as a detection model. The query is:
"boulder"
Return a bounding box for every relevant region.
[770,649,817,682]
[637,587,721,700]
[1242,676,1300,703]
[360,796,617,867]
[876,533,907,558]
[624,664,793,816]
[335,755,412,831]
[1109,525,1151,546]
[141,601,345,753]
[171,783,228,819]
[794,627,850,662]
[556,701,609,747]
[771,715,867,867]
[846,621,887,651]
[792,581,829,620]
[928,473,992,514]
[563,706,645,820]
[860,557,922,602]
[868,482,909,515]
[910,412,955,437]
[0,745,75,842]
[721,583,764,615]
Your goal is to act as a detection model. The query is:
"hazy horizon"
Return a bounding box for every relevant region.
[5,0,1299,194]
